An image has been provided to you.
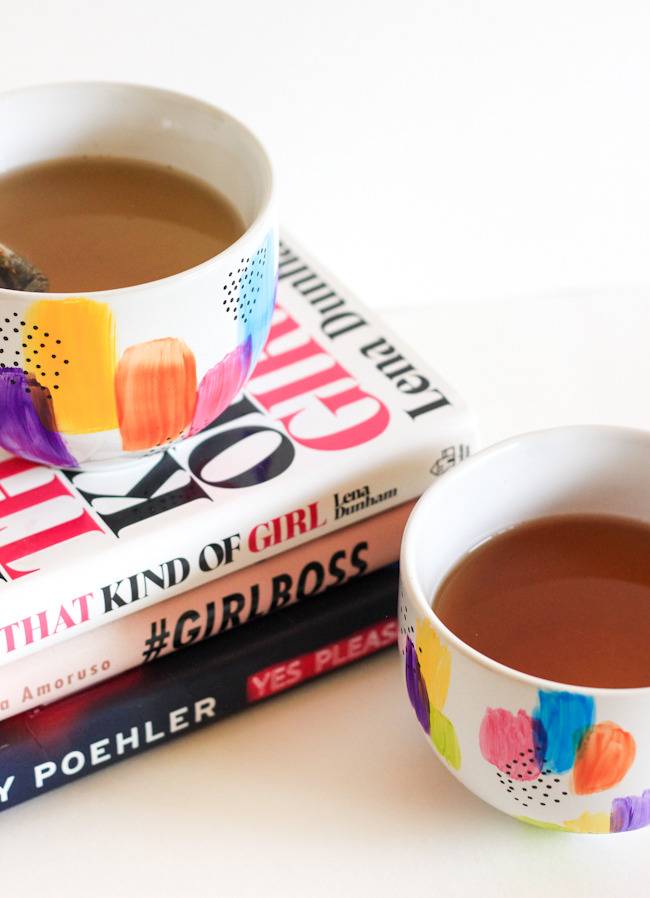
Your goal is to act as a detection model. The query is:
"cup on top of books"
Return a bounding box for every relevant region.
[0,82,277,470]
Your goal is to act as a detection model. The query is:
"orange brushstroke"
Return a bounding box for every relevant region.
[115,337,197,451]
[572,721,636,795]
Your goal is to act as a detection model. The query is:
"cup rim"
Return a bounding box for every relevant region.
[401,423,650,697]
[0,80,276,301]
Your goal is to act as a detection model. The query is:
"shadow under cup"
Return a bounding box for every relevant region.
[399,426,650,834]
[0,82,277,469]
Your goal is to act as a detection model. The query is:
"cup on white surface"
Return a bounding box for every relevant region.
[0,82,277,469]
[399,425,650,834]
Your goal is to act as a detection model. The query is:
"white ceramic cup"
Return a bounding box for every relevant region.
[399,425,650,834]
[0,82,277,469]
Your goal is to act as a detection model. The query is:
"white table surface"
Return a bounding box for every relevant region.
[3,2,650,893]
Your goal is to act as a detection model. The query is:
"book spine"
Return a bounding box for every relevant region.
[0,502,412,721]
[0,565,399,812]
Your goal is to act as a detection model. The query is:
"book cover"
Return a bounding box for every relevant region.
[0,233,476,664]
[0,564,399,812]
[0,501,412,719]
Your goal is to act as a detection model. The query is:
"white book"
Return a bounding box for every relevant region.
[0,234,477,665]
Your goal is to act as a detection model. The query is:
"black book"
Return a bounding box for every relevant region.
[0,564,398,812]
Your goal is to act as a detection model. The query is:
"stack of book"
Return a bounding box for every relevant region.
[0,237,476,811]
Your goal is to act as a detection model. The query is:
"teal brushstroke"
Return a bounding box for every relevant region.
[533,691,595,774]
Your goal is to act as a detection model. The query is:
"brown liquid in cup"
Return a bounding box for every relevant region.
[433,514,650,688]
[0,156,245,292]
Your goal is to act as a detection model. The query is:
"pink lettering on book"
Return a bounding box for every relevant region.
[0,592,92,653]
[0,459,104,580]
[247,305,390,451]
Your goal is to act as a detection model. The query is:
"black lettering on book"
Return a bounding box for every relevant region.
[320,310,367,339]
[173,610,201,649]
[291,273,319,289]
[299,282,330,296]
[360,338,416,380]
[203,601,216,640]
[406,393,451,419]
[270,573,293,611]
[188,425,295,489]
[360,336,452,416]
[248,583,262,623]
[66,452,210,537]
[278,263,308,280]
[307,291,339,311]
[328,550,347,586]
[198,534,241,571]
[101,557,190,611]
[297,561,325,599]
[350,541,368,577]
[278,241,369,336]
[220,593,246,631]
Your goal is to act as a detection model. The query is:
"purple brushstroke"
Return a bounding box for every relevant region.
[610,789,650,833]
[405,636,430,732]
[0,368,77,468]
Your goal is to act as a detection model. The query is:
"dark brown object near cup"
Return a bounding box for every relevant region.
[0,242,48,292]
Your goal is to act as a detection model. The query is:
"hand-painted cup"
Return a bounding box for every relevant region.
[0,82,277,469]
[400,426,650,834]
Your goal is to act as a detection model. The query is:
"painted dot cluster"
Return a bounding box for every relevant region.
[398,599,413,655]
[0,311,70,400]
[221,243,270,326]
[496,758,569,810]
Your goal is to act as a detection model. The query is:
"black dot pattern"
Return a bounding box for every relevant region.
[398,597,414,655]
[495,761,567,811]
[0,312,69,400]
[220,243,270,326]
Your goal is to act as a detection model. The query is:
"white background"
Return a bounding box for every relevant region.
[4,0,650,310]
[3,2,650,895]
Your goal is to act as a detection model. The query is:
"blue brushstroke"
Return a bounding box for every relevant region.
[611,789,650,833]
[238,232,278,364]
[532,690,595,773]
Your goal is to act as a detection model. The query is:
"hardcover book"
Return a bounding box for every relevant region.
[0,501,412,719]
[0,234,477,664]
[0,564,399,812]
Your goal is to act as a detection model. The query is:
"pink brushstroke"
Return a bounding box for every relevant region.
[479,708,545,781]
[189,342,252,436]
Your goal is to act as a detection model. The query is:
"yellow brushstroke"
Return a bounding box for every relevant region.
[562,811,611,834]
[25,298,118,433]
[415,618,451,710]
[430,707,461,770]
[517,811,610,834]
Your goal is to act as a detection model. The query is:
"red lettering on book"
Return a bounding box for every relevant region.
[246,619,398,701]
[247,502,326,553]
